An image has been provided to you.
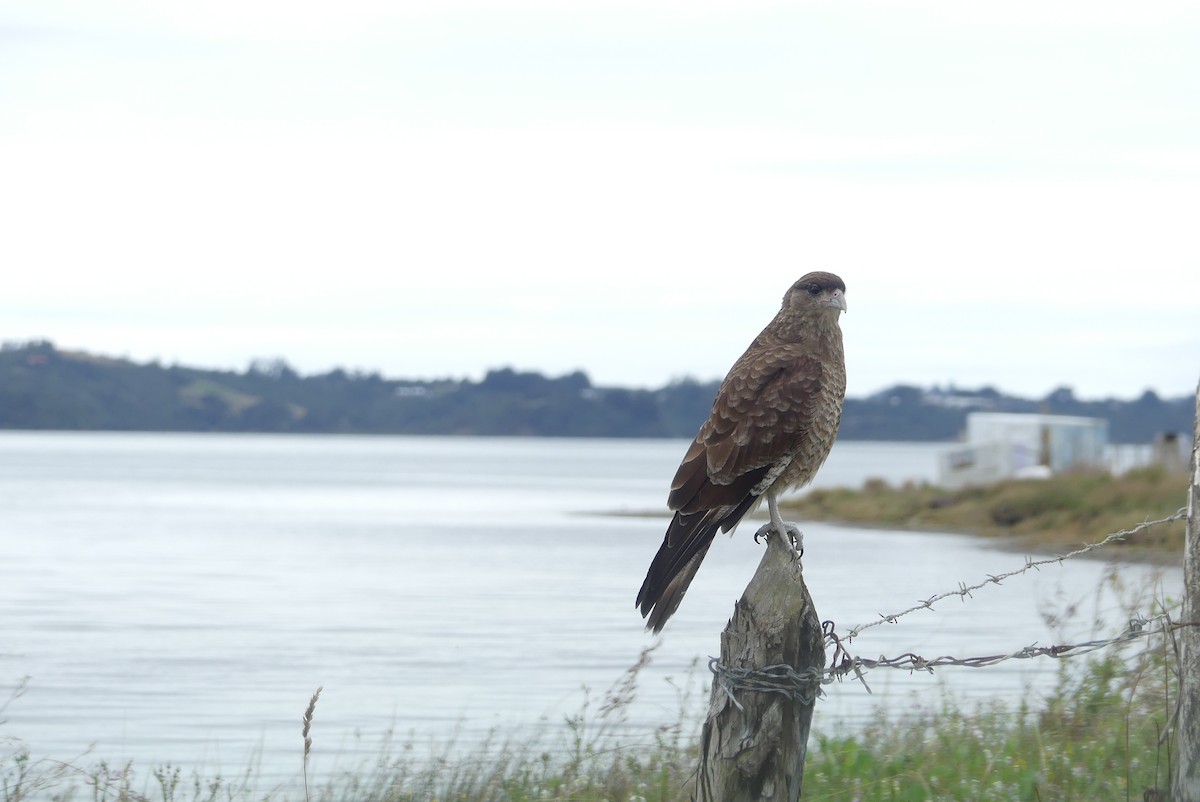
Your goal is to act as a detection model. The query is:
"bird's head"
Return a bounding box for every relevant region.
[785,272,847,317]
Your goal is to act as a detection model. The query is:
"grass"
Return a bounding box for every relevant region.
[177,379,262,416]
[1,622,1184,801]
[806,647,1176,801]
[784,464,1189,558]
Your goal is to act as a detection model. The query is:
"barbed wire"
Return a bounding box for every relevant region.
[827,613,1199,693]
[711,612,1196,703]
[842,507,1188,641]
[708,507,1193,704]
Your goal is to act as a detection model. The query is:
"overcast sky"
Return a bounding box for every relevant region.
[3,1,1197,400]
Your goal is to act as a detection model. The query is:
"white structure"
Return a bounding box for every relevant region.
[938,412,1108,489]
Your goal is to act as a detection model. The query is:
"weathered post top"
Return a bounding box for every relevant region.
[697,526,825,802]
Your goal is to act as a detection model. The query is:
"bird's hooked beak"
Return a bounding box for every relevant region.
[825,290,847,314]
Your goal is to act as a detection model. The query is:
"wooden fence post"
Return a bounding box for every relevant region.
[696,527,824,802]
[1172,381,1200,801]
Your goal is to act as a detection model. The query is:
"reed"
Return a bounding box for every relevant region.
[302,686,322,802]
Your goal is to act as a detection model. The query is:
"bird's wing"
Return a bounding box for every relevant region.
[668,343,829,517]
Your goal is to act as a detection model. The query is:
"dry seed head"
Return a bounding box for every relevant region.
[302,686,323,758]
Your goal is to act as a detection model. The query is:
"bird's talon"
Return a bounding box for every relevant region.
[781,522,804,554]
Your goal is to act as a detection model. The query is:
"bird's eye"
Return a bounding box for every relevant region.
[805,283,822,296]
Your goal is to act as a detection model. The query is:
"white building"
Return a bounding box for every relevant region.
[938,412,1108,489]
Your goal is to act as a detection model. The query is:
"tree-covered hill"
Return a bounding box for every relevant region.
[0,340,1192,442]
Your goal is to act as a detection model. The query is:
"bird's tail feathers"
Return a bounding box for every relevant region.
[639,544,710,634]
[637,498,756,633]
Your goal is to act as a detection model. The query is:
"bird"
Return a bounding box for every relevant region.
[636,271,847,633]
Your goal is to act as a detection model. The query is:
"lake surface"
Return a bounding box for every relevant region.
[0,433,1180,793]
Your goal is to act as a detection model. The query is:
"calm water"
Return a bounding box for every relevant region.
[0,433,1180,792]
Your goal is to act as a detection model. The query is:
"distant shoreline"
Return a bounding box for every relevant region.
[2,341,1194,441]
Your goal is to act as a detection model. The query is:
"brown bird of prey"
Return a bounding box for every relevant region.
[636,272,847,633]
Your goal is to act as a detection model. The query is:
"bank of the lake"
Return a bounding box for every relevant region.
[785,464,1188,560]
